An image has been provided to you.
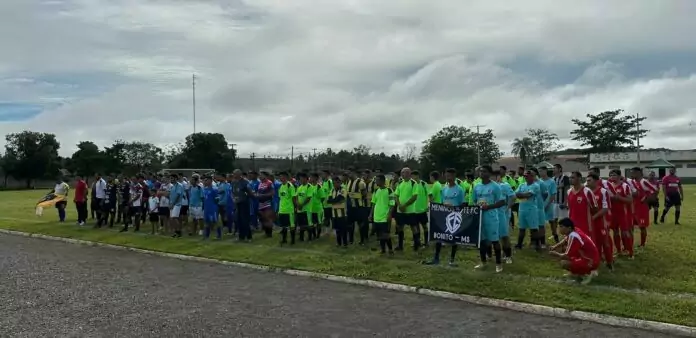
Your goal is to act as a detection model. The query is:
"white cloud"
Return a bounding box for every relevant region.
[1,0,696,159]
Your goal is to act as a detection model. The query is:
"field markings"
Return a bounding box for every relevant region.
[0,228,693,337]
[1,216,696,302]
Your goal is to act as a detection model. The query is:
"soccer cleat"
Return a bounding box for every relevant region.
[448,260,457,267]
[591,270,599,277]
[495,265,503,273]
[504,257,513,264]
[474,263,487,270]
[424,259,440,266]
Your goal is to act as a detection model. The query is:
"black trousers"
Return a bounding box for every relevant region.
[235,202,252,240]
[75,201,88,223]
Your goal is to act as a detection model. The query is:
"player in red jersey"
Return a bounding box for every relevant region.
[586,173,614,270]
[550,218,600,284]
[660,167,684,225]
[607,170,634,259]
[567,171,596,235]
[629,167,658,250]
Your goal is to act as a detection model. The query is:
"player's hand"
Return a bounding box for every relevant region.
[368,216,373,222]
[481,205,489,210]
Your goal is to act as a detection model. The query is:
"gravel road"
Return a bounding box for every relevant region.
[0,234,679,338]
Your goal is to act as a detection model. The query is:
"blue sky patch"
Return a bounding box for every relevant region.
[0,103,44,121]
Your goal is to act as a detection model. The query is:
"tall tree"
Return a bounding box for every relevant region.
[167,133,236,173]
[570,109,647,154]
[103,140,163,175]
[4,131,61,187]
[420,126,502,175]
[511,128,562,166]
[70,141,104,178]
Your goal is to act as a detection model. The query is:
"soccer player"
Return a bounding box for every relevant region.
[147,189,159,234]
[660,167,683,225]
[425,168,464,266]
[515,170,540,251]
[648,171,661,224]
[394,167,420,251]
[309,173,324,240]
[277,172,297,245]
[412,170,430,247]
[321,170,334,235]
[346,169,367,245]
[552,164,570,243]
[99,176,117,228]
[607,170,634,259]
[257,171,276,238]
[188,175,204,236]
[203,176,222,240]
[363,170,378,238]
[473,166,505,272]
[630,167,658,250]
[168,174,185,238]
[429,171,443,204]
[538,167,557,248]
[567,171,596,235]
[327,176,348,247]
[295,173,313,242]
[496,169,515,263]
[586,173,614,271]
[248,171,261,230]
[549,218,600,285]
[369,174,395,255]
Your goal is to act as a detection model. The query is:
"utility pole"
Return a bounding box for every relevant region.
[312,148,317,171]
[228,143,237,167]
[250,152,256,171]
[471,124,485,167]
[192,73,197,134]
[635,112,641,166]
[290,146,294,173]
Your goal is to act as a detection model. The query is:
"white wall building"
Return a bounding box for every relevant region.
[589,150,696,180]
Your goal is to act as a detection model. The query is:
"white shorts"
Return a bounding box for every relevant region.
[190,206,203,220]
[554,204,569,220]
[170,205,181,218]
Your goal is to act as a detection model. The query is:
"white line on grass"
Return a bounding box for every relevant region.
[0,229,694,337]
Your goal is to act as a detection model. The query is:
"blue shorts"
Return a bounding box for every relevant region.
[204,212,218,224]
[497,210,509,238]
[545,203,556,221]
[518,208,539,230]
[481,213,500,242]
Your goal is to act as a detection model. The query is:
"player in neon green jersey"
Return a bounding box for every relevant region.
[412,170,430,247]
[369,174,395,255]
[277,172,297,245]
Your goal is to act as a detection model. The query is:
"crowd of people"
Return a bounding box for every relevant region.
[50,163,683,284]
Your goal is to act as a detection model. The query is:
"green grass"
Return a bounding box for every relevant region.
[2,188,696,326]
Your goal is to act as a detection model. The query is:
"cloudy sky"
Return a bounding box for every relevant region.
[1,0,696,159]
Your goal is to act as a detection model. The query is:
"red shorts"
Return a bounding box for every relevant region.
[610,213,631,231]
[633,205,650,228]
[568,257,598,276]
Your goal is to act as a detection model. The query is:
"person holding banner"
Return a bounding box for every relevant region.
[515,170,542,251]
[472,165,506,272]
[549,218,600,284]
[425,168,465,266]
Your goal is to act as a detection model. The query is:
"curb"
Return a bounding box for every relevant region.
[1,229,694,337]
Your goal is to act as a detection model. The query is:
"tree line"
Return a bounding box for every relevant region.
[0,109,647,187]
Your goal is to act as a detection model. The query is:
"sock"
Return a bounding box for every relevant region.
[299,229,305,241]
[510,213,515,228]
[281,228,288,243]
[516,230,525,247]
[215,227,222,239]
[493,244,502,264]
[58,208,66,221]
[386,239,393,251]
[613,234,621,253]
[397,231,404,249]
[317,226,322,237]
[450,245,457,261]
[654,209,659,223]
[640,230,647,246]
[204,227,210,238]
[412,233,421,250]
[605,237,614,264]
[675,210,681,223]
[486,245,493,258]
[553,234,559,243]
[660,209,667,221]
[308,228,314,241]
[422,226,429,244]
[379,239,386,253]
[433,242,442,261]
[623,232,634,256]
[479,245,488,262]
[539,227,546,246]
[503,246,512,258]
[264,228,272,237]
[290,229,296,244]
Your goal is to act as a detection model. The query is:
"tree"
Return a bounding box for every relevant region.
[167,133,236,173]
[71,141,104,178]
[511,128,562,166]
[420,126,502,175]
[4,131,61,188]
[570,109,647,155]
[103,140,163,176]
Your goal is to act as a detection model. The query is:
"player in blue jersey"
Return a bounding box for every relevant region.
[496,169,516,263]
[472,165,506,273]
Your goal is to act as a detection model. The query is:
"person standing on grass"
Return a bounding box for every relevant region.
[203,176,222,240]
[73,175,88,226]
[232,169,255,242]
[629,167,658,252]
[98,176,118,228]
[549,218,600,285]
[93,173,106,223]
[327,175,348,248]
[256,171,276,238]
[148,189,159,234]
[179,175,190,234]
[473,165,505,273]
[167,173,185,238]
[157,179,172,234]
[369,174,394,255]
[53,178,70,223]
[586,173,614,272]
[660,167,683,225]
[121,175,143,232]
[188,175,204,236]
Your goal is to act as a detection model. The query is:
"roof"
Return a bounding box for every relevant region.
[646,158,676,169]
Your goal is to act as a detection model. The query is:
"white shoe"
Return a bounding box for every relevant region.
[591,270,599,277]
[198,230,203,235]
[504,257,513,264]
[495,265,503,273]
[79,222,85,226]
[474,263,487,270]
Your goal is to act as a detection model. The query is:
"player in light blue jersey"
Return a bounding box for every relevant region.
[496,169,516,264]
[472,165,506,273]
[538,167,558,247]
[515,170,541,252]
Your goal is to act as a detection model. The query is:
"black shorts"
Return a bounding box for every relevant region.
[158,207,170,217]
[55,201,67,209]
[373,222,390,235]
[665,193,682,207]
[130,206,142,216]
[332,216,347,230]
[348,206,368,224]
[416,212,428,225]
[91,198,101,210]
[395,213,415,227]
[296,212,309,227]
[323,207,332,221]
[102,203,115,213]
[149,213,159,223]
[512,203,520,213]
[647,199,660,208]
[181,205,189,216]
[278,213,294,228]
[310,213,320,225]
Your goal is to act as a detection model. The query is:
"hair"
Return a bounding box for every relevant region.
[296,172,308,179]
[136,174,144,179]
[554,163,563,171]
[375,174,386,181]
[465,173,474,180]
[430,171,440,179]
[518,166,525,171]
[559,217,575,229]
[260,171,269,176]
[363,169,372,174]
[393,171,401,176]
[500,165,507,171]
[571,171,582,178]
[412,170,420,176]
[248,171,258,175]
[609,169,621,176]
[445,168,457,175]
[529,167,539,176]
[278,171,289,177]
[631,167,642,172]
[374,168,383,173]
[587,172,600,181]
[480,165,493,173]
[170,173,179,179]
[310,172,319,179]
[589,167,600,173]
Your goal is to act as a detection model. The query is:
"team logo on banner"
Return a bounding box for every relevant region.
[429,203,481,247]
[445,211,462,234]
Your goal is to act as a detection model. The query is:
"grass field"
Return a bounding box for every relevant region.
[1,188,695,326]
